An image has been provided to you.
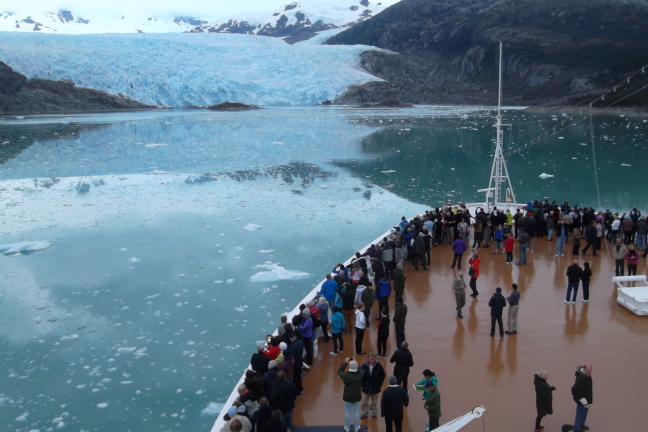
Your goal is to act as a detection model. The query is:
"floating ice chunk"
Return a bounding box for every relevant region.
[129,257,140,263]
[0,241,52,256]
[381,170,396,174]
[250,262,310,282]
[60,334,79,341]
[621,163,632,167]
[120,248,128,251]
[97,403,109,408]
[272,142,284,145]
[259,250,275,253]
[144,143,168,148]
[539,173,554,179]
[15,412,28,421]
[200,402,224,417]
[213,280,224,284]
[234,306,246,312]
[176,274,188,278]
[117,347,137,354]
[145,293,161,299]
[243,224,262,231]
[120,381,133,384]
[226,279,234,284]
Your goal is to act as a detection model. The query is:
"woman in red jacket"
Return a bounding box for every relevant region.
[468,253,481,297]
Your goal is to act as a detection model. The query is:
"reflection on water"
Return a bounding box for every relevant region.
[0,106,646,431]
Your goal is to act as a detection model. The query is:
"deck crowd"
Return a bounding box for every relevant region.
[219,200,645,432]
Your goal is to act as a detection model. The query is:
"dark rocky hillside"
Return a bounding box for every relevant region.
[326,0,648,106]
[0,62,153,113]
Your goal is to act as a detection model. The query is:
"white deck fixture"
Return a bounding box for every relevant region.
[611,275,648,315]
[434,405,486,432]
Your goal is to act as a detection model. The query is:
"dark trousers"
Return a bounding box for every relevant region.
[293,363,303,392]
[490,315,504,337]
[385,416,403,432]
[394,366,410,389]
[535,414,545,430]
[355,327,365,354]
[384,261,395,279]
[378,296,389,315]
[425,248,431,265]
[395,324,405,348]
[377,335,388,356]
[469,276,478,296]
[451,253,463,268]
[320,321,329,342]
[615,259,625,276]
[582,241,597,255]
[414,253,427,270]
[628,264,637,275]
[624,231,633,245]
[506,251,513,263]
[332,332,343,353]
[582,280,590,301]
[572,243,581,255]
[303,336,313,365]
[428,415,440,431]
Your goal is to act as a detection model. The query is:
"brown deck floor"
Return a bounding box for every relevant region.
[292,237,648,432]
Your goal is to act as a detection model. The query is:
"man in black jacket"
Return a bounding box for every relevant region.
[270,371,298,428]
[389,341,414,389]
[360,353,386,418]
[571,364,593,432]
[488,287,507,337]
[565,260,583,304]
[381,375,409,432]
[250,344,270,375]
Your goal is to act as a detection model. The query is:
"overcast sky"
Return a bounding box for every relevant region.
[3,0,402,19]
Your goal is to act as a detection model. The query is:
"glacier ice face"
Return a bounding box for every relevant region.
[0,32,384,107]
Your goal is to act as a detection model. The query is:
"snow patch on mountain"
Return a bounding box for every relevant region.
[0,31,386,107]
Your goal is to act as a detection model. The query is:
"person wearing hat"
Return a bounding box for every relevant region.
[381,375,409,432]
[338,357,363,432]
[424,379,441,431]
[488,287,507,337]
[415,369,438,400]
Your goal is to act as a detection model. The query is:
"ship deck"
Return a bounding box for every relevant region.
[292,238,647,432]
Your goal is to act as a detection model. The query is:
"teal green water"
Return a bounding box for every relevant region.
[0,107,645,432]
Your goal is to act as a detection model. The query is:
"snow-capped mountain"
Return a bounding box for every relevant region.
[0,9,215,34]
[190,0,390,41]
[0,1,392,38]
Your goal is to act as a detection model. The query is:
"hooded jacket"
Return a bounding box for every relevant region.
[534,374,554,416]
[571,367,593,405]
[338,362,363,402]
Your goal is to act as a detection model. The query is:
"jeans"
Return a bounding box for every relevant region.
[547,229,554,241]
[555,236,566,255]
[566,282,579,302]
[332,332,343,353]
[574,403,589,431]
[282,410,294,428]
[345,401,360,430]
[517,244,528,264]
[637,233,647,250]
[395,324,406,349]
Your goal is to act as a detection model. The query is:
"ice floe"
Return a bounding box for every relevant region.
[0,241,52,256]
[243,224,262,231]
[250,262,310,282]
[201,402,224,417]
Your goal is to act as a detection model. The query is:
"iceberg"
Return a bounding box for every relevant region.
[0,241,52,255]
[250,262,310,282]
[0,32,384,107]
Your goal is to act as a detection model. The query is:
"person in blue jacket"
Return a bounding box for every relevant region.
[317,273,339,309]
[376,274,392,315]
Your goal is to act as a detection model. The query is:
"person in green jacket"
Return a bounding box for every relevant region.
[414,369,438,400]
[392,263,406,299]
[424,379,441,431]
[338,358,363,432]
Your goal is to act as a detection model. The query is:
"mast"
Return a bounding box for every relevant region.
[484,41,516,211]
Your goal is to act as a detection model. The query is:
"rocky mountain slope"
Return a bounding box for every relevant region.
[326,0,648,106]
[0,62,153,113]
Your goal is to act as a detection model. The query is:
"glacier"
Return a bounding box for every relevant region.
[0,31,385,107]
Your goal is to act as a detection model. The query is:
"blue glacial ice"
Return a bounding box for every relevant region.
[0,31,384,107]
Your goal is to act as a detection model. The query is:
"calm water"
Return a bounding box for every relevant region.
[0,107,646,432]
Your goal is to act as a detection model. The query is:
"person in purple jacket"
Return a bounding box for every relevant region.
[451,237,467,269]
[299,309,314,367]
